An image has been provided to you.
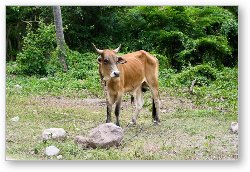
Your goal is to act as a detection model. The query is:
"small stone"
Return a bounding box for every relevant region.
[45,146,60,156]
[56,155,63,160]
[161,109,167,113]
[11,116,19,122]
[42,128,67,140]
[14,84,22,89]
[230,122,238,134]
[40,77,48,81]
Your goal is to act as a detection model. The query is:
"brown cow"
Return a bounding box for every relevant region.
[92,43,160,126]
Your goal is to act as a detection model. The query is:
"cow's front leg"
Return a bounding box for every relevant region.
[106,103,112,123]
[115,96,122,126]
[106,92,116,123]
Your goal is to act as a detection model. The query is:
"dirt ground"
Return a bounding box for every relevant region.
[6,91,238,160]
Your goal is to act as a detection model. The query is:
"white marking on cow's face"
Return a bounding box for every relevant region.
[103,76,111,81]
[99,50,126,80]
[110,64,120,78]
[110,70,120,78]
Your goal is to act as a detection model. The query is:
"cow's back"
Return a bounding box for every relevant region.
[118,50,158,93]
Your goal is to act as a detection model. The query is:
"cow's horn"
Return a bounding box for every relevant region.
[114,44,121,53]
[91,43,104,54]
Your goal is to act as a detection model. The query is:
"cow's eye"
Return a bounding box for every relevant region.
[104,59,109,64]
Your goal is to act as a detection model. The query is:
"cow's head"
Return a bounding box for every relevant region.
[92,43,127,80]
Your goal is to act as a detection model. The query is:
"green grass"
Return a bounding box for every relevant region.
[6,62,238,160]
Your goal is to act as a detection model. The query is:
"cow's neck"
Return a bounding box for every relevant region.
[107,77,121,93]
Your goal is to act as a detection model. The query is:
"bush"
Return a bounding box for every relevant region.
[47,50,102,96]
[177,64,217,86]
[66,51,98,80]
[178,36,232,68]
[6,61,20,75]
[16,20,56,76]
[160,64,218,88]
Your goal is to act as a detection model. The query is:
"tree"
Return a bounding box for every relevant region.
[53,6,68,72]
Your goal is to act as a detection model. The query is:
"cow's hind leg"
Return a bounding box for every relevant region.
[151,88,160,124]
[152,98,157,122]
[131,88,144,124]
[147,82,160,125]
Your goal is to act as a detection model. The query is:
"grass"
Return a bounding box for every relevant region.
[6,62,238,160]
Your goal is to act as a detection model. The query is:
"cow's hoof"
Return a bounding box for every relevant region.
[129,121,135,125]
[131,119,137,125]
[130,121,136,125]
[153,121,160,126]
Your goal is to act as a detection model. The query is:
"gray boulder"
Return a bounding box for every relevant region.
[74,135,89,144]
[42,128,67,140]
[75,123,124,149]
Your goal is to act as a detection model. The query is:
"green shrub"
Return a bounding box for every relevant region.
[16,20,56,75]
[160,64,217,88]
[178,36,232,68]
[177,64,217,86]
[67,51,98,80]
[6,61,20,75]
[47,50,102,96]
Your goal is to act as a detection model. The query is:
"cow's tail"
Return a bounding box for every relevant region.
[141,81,149,92]
[131,95,134,105]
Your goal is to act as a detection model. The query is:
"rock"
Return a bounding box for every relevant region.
[75,123,124,149]
[14,84,22,89]
[11,116,19,122]
[230,122,238,134]
[87,123,123,148]
[42,128,67,140]
[74,135,89,144]
[161,109,167,113]
[45,146,60,156]
[56,155,63,160]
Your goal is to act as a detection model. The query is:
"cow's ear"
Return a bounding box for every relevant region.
[97,56,102,64]
[117,57,127,64]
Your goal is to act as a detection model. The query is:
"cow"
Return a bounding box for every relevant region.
[92,43,160,126]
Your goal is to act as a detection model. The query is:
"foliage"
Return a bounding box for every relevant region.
[175,64,217,86]
[7,52,103,97]
[178,36,233,68]
[7,6,238,70]
[195,67,238,111]
[6,6,53,61]
[16,20,56,75]
[159,65,238,115]
[160,64,217,88]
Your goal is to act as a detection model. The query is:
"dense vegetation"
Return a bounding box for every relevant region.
[7,6,237,70]
[6,6,238,160]
[6,6,238,105]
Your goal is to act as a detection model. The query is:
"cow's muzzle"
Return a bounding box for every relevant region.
[111,71,120,78]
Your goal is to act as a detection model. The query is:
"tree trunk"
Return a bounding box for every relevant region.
[53,6,68,72]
